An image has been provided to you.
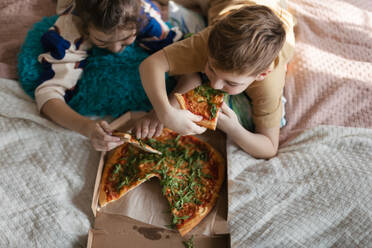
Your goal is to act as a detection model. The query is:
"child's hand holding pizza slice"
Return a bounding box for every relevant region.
[175,84,225,130]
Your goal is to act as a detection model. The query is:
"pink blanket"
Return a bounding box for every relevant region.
[0,0,56,79]
[0,0,370,142]
[280,0,372,144]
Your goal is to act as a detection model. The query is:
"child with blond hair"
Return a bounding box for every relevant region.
[136,0,295,158]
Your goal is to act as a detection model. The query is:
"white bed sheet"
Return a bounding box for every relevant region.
[227,0,372,246]
[227,125,372,247]
[0,77,99,247]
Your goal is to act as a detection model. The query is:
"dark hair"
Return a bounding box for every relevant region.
[208,5,286,75]
[75,0,142,33]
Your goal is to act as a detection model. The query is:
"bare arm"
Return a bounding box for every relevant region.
[133,72,202,139]
[41,99,123,151]
[139,50,206,135]
[139,50,171,115]
[41,99,93,137]
[227,125,279,158]
[218,103,279,159]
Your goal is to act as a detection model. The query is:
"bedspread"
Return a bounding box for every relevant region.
[280,0,372,144]
[227,0,372,247]
[0,77,98,247]
[228,126,372,247]
[0,0,371,247]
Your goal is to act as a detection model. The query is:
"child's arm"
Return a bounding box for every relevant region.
[41,99,124,151]
[133,72,202,139]
[33,14,125,151]
[139,50,206,135]
[218,103,279,159]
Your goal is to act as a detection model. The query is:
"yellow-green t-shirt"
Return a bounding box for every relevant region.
[163,0,295,128]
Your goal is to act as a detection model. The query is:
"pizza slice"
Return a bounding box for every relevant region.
[175,84,225,130]
[99,142,161,208]
[162,135,225,236]
[112,131,162,155]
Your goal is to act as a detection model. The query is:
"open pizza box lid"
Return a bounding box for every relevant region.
[87,112,230,248]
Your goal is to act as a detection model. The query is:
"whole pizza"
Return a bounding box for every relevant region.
[99,128,225,236]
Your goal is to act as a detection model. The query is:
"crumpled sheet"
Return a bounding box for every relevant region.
[227,0,372,247]
[0,0,371,247]
[228,125,372,247]
[0,77,99,247]
[280,0,372,144]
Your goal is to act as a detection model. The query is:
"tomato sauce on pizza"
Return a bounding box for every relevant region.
[99,128,225,236]
[175,85,225,130]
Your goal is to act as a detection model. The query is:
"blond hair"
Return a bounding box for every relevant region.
[208,5,286,75]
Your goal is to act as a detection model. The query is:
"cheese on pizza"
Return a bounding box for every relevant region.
[99,128,225,236]
[175,84,225,130]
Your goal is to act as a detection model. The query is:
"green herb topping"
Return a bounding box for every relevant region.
[112,133,214,227]
[182,235,194,248]
[194,85,225,120]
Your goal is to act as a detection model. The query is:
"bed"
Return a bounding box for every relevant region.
[0,0,371,247]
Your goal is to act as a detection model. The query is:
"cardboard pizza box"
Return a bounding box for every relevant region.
[87,112,230,248]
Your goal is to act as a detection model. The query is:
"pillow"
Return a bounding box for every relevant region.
[18,16,175,117]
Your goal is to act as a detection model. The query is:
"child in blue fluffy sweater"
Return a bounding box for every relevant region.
[35,0,182,151]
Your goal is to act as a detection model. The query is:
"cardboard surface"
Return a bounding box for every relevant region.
[88,112,230,247]
[89,212,230,248]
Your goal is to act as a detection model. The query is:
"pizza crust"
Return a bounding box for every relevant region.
[177,141,225,236]
[99,147,122,207]
[112,131,162,155]
[99,144,160,208]
[197,114,219,130]
[174,93,186,109]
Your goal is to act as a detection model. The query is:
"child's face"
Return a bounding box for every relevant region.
[88,26,136,53]
[204,58,264,95]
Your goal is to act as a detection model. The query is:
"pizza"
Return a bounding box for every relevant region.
[99,128,225,236]
[112,131,162,155]
[175,84,225,130]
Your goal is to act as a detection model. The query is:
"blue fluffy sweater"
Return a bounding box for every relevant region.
[18,16,175,117]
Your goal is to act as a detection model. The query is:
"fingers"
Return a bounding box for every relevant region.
[184,110,206,134]
[220,102,235,117]
[92,129,124,151]
[185,110,203,122]
[91,121,124,151]
[95,122,121,142]
[220,102,230,113]
[154,123,164,137]
[135,121,142,139]
[133,111,164,139]
[99,121,113,135]
[134,118,150,139]
[141,119,164,139]
[147,119,158,138]
[189,122,207,134]
[141,119,150,139]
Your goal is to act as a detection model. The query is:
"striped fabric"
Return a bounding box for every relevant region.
[34,0,183,112]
